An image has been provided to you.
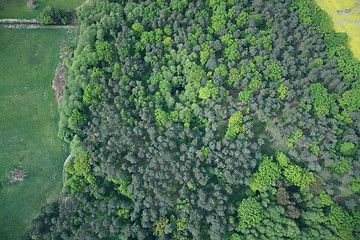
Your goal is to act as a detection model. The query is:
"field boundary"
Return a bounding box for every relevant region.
[3,24,78,29]
[0,19,38,23]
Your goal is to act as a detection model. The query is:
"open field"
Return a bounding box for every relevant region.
[0,26,67,240]
[0,0,85,19]
[315,0,360,59]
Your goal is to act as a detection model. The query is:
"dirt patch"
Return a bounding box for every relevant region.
[52,64,68,106]
[27,0,39,10]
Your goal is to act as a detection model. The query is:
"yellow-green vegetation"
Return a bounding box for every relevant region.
[315,0,360,59]
[0,0,85,19]
[0,26,66,240]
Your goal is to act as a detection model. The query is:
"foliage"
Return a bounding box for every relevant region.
[153,217,169,237]
[38,6,70,25]
[250,155,281,192]
[198,81,219,100]
[283,164,316,190]
[21,0,360,239]
[238,90,253,103]
[319,191,333,207]
[73,153,91,177]
[329,157,352,175]
[236,197,264,229]
[340,142,356,156]
[310,83,335,115]
[225,111,245,138]
[83,82,104,106]
[95,41,114,63]
[277,84,288,100]
[70,135,86,158]
[176,218,188,231]
[276,152,290,168]
[329,204,355,233]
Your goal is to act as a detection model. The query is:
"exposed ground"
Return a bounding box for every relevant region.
[0,26,68,240]
[52,63,67,106]
[315,0,360,59]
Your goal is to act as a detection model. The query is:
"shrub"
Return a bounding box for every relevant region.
[27,1,39,10]
[38,6,70,25]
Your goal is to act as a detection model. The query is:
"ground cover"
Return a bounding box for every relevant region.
[315,0,360,59]
[0,26,67,240]
[0,0,85,19]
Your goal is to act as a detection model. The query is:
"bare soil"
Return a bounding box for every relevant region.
[52,64,67,106]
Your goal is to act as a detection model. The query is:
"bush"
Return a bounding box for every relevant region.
[38,6,70,25]
[27,1,39,10]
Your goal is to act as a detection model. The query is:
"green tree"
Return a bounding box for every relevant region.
[329,203,354,233]
[340,142,356,156]
[277,84,288,100]
[95,41,114,63]
[131,22,144,36]
[83,82,104,106]
[250,155,282,192]
[225,111,246,138]
[236,197,264,230]
[73,153,91,177]
[153,217,169,237]
[38,6,69,25]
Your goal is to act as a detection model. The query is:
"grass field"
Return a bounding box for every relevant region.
[0,26,67,240]
[315,0,360,59]
[0,0,85,19]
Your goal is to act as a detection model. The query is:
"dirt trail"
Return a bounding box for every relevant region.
[62,154,73,186]
[329,182,360,201]
[75,0,90,12]
[0,19,38,23]
[4,24,77,29]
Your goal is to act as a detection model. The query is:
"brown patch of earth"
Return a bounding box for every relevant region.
[52,64,67,106]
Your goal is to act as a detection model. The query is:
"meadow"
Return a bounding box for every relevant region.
[0,0,85,19]
[0,26,67,240]
[315,0,360,59]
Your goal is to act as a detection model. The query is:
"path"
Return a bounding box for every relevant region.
[62,154,72,186]
[75,0,90,12]
[329,182,360,201]
[0,19,38,23]
[3,24,78,29]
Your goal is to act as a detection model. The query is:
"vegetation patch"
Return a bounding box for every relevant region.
[0,0,85,19]
[13,0,360,239]
[0,26,66,240]
[315,0,360,59]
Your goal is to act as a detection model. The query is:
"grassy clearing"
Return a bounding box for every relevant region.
[315,0,360,59]
[0,0,85,19]
[0,26,67,240]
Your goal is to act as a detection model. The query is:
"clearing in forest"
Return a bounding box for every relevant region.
[0,0,85,19]
[0,26,67,240]
[315,0,360,59]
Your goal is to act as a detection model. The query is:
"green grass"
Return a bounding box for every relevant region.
[0,0,85,19]
[0,26,67,240]
[315,0,360,59]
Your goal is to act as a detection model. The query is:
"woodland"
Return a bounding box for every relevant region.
[21,0,360,239]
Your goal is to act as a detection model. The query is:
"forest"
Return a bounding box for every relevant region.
[21,0,360,239]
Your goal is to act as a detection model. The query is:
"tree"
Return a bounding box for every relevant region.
[226,111,246,138]
[250,155,282,192]
[236,197,264,230]
[95,41,114,63]
[329,203,355,233]
[153,217,169,237]
[38,6,69,25]
[83,82,104,106]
